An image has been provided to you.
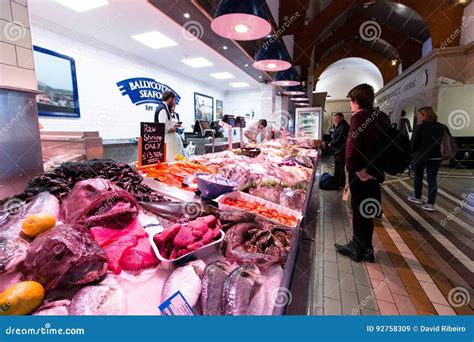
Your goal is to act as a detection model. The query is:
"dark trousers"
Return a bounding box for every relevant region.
[334,155,346,188]
[349,172,380,250]
[413,159,442,204]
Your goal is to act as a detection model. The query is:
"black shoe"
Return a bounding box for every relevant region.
[334,241,375,263]
[364,248,375,263]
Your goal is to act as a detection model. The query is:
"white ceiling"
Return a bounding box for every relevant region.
[28,0,261,92]
[315,57,384,99]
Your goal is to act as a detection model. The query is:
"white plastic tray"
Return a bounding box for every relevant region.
[149,226,225,271]
[215,191,302,228]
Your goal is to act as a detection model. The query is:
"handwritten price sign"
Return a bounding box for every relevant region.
[139,122,165,166]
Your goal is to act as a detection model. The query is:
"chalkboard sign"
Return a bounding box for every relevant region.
[139,122,165,166]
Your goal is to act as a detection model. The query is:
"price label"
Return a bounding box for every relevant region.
[159,291,195,316]
[139,122,165,166]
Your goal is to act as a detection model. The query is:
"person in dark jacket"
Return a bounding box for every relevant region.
[334,84,390,263]
[407,106,446,211]
[329,113,350,188]
[398,110,412,138]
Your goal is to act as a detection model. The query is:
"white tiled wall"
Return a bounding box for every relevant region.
[0,0,37,90]
[223,84,283,131]
[31,24,226,140]
[224,90,262,118]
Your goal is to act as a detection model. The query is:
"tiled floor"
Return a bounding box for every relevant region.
[307,158,474,315]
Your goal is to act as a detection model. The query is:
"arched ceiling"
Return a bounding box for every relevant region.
[281,0,465,83]
[315,57,384,99]
[313,41,399,84]
[153,0,467,87]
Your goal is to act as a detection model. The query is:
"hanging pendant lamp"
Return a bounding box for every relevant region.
[253,39,291,71]
[282,85,305,96]
[272,67,300,86]
[211,0,272,41]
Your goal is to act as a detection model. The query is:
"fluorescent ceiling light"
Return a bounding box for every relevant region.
[131,31,178,49]
[229,82,249,88]
[181,57,213,68]
[210,72,235,80]
[56,0,108,12]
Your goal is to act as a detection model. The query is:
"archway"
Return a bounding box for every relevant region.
[315,57,384,99]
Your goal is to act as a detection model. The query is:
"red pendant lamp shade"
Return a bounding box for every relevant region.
[211,0,272,41]
[282,85,305,96]
[272,67,300,86]
[253,39,291,71]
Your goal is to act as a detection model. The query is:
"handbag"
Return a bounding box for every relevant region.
[440,125,458,160]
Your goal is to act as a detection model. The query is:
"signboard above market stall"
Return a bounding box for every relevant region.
[117,77,181,112]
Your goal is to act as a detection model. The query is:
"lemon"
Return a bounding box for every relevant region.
[22,213,56,237]
[0,281,45,315]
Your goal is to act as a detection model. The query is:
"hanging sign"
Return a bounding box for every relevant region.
[117,77,181,107]
[139,122,165,166]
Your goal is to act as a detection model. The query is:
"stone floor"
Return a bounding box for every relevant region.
[305,157,474,315]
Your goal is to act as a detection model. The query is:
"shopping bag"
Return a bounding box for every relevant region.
[342,186,351,209]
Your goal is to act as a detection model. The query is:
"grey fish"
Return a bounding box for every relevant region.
[69,280,126,315]
[33,300,71,316]
[160,260,206,310]
[140,202,207,223]
[223,263,265,316]
[0,192,59,273]
[201,261,232,315]
[218,211,256,231]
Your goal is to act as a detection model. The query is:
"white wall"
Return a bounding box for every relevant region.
[0,0,37,90]
[31,24,226,140]
[224,90,261,120]
[435,85,474,137]
[422,38,432,58]
[461,2,474,45]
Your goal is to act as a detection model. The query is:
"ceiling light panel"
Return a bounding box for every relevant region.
[56,0,108,12]
[229,82,249,88]
[181,57,214,68]
[131,31,178,49]
[210,72,235,79]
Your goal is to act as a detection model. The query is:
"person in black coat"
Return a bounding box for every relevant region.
[329,113,350,188]
[398,110,412,138]
[407,106,447,211]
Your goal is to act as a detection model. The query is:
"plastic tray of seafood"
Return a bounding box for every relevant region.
[215,191,302,228]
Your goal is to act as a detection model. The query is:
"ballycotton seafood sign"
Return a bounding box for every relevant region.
[116,77,181,107]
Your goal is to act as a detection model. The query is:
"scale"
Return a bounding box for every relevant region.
[221,115,246,150]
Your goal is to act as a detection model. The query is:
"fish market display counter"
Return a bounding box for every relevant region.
[138,138,319,315]
[0,138,319,316]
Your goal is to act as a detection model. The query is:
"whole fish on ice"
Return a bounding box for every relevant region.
[0,192,59,273]
[222,263,265,316]
[200,261,232,315]
[69,278,126,315]
[160,260,206,311]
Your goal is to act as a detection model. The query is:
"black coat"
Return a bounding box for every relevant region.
[411,121,445,163]
[330,120,350,157]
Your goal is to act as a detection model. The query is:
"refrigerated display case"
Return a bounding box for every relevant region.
[295,107,323,139]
